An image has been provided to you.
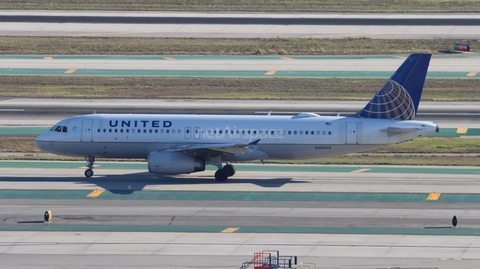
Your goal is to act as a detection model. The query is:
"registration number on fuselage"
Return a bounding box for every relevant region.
[315,146,332,150]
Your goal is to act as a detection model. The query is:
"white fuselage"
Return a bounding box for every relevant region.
[35,113,437,161]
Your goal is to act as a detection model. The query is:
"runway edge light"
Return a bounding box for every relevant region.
[44,210,52,222]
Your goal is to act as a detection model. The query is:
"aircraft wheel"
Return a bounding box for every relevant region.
[214,169,228,182]
[85,169,94,178]
[223,164,236,177]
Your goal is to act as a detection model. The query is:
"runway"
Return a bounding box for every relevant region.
[1,162,480,268]
[2,11,480,38]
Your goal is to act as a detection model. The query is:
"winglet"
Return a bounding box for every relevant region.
[356,54,431,120]
[249,139,261,145]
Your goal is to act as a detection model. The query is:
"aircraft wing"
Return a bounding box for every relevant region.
[165,139,260,156]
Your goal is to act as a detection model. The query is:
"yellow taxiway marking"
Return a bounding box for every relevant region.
[282,57,295,60]
[427,192,441,201]
[351,168,371,173]
[221,227,239,233]
[467,72,477,77]
[164,57,176,60]
[65,69,77,74]
[87,189,105,197]
[457,128,468,134]
[44,56,53,60]
[265,70,277,75]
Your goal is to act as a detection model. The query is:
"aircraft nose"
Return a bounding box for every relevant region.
[35,133,48,151]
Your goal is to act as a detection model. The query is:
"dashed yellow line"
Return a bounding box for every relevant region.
[221,227,239,233]
[65,69,77,74]
[265,70,277,76]
[351,168,370,173]
[427,192,441,201]
[164,57,176,60]
[457,128,468,134]
[44,56,53,60]
[467,72,477,77]
[87,189,105,197]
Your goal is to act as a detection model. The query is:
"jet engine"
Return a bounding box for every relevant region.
[147,152,205,175]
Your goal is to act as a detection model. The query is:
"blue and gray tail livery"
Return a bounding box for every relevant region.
[357,53,431,120]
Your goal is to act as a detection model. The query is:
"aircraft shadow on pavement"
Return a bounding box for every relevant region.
[0,172,304,194]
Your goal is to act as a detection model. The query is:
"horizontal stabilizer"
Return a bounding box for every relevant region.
[380,127,421,136]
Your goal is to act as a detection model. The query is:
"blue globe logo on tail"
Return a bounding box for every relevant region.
[356,53,431,121]
[359,79,415,120]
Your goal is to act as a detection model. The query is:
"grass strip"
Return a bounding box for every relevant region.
[0,76,478,101]
[1,0,479,12]
[0,37,474,56]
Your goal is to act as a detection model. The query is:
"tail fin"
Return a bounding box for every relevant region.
[356,53,431,120]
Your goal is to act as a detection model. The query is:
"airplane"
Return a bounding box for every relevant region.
[35,53,438,181]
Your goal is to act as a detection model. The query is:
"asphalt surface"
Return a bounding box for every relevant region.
[1,164,480,268]
[2,14,480,26]
[2,11,480,38]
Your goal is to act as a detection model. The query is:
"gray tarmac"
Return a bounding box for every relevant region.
[1,11,480,39]
[1,55,480,72]
[1,165,480,268]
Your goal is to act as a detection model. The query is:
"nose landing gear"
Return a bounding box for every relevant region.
[84,157,95,177]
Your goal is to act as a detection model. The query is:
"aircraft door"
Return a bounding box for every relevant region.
[185,127,191,139]
[81,120,93,142]
[346,122,357,144]
[194,127,201,139]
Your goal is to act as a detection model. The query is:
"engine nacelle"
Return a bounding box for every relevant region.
[147,152,205,175]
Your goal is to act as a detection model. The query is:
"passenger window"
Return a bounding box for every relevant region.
[294,131,297,135]
[172,129,176,134]
[178,129,181,133]
[103,129,106,133]
[97,129,100,133]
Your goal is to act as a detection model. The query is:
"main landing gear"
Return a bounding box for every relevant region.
[214,163,236,182]
[84,157,95,177]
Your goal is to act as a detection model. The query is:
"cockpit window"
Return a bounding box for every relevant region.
[50,125,67,133]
